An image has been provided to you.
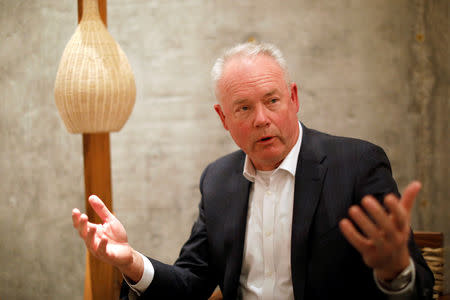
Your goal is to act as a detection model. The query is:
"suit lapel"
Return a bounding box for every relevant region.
[222,158,251,300]
[291,126,327,300]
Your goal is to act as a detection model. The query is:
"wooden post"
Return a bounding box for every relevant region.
[82,133,121,300]
[78,1,121,299]
[78,0,107,26]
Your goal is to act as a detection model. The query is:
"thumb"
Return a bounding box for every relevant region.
[401,181,421,214]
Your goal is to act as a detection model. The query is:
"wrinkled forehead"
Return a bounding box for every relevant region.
[217,55,286,97]
[221,54,283,78]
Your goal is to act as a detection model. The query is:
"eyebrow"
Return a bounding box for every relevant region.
[232,89,280,105]
[232,98,248,106]
[263,90,279,98]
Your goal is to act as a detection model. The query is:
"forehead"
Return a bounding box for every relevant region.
[218,55,286,102]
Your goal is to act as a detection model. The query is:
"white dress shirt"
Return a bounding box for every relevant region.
[126,122,415,299]
[238,122,303,300]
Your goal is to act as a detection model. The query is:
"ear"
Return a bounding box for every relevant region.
[214,104,229,130]
[290,83,299,113]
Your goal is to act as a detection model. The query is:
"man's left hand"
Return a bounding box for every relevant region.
[339,181,421,280]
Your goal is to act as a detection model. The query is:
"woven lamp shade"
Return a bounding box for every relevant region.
[54,0,136,133]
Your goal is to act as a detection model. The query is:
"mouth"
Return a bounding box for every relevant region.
[257,136,274,143]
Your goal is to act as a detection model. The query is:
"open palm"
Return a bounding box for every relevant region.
[339,181,421,279]
[72,195,133,268]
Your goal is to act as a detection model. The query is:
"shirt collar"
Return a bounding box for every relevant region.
[243,122,303,182]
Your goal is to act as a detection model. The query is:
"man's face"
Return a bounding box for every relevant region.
[214,54,300,171]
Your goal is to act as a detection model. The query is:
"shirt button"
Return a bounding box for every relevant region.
[266,190,272,196]
[265,231,272,237]
[266,271,273,277]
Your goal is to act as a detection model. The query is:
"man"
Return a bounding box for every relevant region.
[72,43,434,299]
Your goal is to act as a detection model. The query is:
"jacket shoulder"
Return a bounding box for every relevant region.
[199,150,246,191]
[207,150,246,173]
[305,126,380,148]
[303,126,386,161]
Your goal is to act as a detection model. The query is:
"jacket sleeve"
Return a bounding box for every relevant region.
[354,144,435,300]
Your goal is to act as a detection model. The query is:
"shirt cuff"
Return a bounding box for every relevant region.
[123,252,155,295]
[373,257,416,296]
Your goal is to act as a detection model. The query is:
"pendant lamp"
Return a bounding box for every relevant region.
[54,0,136,133]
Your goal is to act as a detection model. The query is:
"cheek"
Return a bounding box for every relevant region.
[278,112,296,129]
[229,125,252,146]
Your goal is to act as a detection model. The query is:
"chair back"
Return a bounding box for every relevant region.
[414,231,444,299]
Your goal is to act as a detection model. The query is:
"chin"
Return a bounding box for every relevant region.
[258,154,283,166]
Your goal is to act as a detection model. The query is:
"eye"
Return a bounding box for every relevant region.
[268,98,279,105]
[235,105,250,113]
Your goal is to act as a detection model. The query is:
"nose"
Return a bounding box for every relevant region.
[253,104,270,128]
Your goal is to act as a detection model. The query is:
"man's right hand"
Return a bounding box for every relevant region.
[72,195,144,283]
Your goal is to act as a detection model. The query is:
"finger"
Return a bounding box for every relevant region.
[400,181,421,214]
[98,235,108,257]
[339,218,370,254]
[79,214,89,239]
[86,224,97,251]
[348,203,379,239]
[361,196,395,237]
[384,194,408,230]
[72,208,81,228]
[88,195,114,223]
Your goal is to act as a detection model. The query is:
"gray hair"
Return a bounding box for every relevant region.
[211,42,291,99]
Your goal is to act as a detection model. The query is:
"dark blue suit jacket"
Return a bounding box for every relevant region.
[121,125,434,300]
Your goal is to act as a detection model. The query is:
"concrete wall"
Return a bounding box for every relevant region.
[0,0,447,298]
